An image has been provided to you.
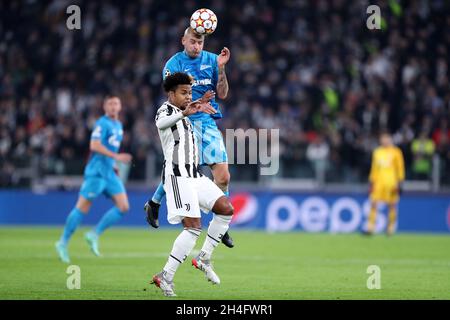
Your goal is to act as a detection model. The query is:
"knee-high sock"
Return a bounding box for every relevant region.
[199,214,232,261]
[163,228,201,282]
[152,182,166,204]
[95,207,126,236]
[387,206,397,232]
[367,205,377,233]
[60,208,85,245]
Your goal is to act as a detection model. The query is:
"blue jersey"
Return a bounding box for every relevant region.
[163,50,222,122]
[84,115,123,179]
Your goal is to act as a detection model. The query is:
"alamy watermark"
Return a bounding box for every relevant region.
[66,265,81,289]
[366,5,381,30]
[366,265,381,289]
[66,5,81,30]
[190,120,279,176]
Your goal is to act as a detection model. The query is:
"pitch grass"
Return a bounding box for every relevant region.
[0,227,449,300]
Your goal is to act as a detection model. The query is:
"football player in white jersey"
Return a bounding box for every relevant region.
[149,72,234,297]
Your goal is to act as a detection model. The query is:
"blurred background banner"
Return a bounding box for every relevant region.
[1,190,448,233]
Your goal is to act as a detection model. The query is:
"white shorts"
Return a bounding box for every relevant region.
[163,175,225,225]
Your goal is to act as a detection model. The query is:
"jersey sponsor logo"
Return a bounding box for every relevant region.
[92,126,101,138]
[200,64,211,70]
[192,79,212,86]
[108,130,121,148]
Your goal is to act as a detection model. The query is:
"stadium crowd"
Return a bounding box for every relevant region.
[0,0,449,187]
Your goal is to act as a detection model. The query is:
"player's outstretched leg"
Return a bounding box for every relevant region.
[193,196,233,285]
[86,205,127,256]
[151,219,201,297]
[56,197,90,263]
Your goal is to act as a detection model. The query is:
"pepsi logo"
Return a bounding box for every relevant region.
[230,193,258,225]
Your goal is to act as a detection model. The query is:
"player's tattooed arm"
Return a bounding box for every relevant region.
[217,47,230,99]
[217,66,229,99]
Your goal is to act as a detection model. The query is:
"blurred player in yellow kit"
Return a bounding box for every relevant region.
[366,132,405,235]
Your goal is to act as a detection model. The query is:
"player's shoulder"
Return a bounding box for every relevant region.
[392,145,403,155]
[94,116,108,127]
[203,50,218,63]
[156,102,179,116]
[166,52,184,65]
[373,146,382,154]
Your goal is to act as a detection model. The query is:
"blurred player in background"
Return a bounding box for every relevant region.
[150,73,234,297]
[55,96,132,263]
[366,132,405,236]
[144,27,235,248]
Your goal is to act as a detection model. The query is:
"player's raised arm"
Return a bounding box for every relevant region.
[216,47,230,99]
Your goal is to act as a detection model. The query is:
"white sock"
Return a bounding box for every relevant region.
[199,214,232,261]
[163,228,201,282]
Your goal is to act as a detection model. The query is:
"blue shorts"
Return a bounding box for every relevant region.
[192,119,228,166]
[79,174,126,201]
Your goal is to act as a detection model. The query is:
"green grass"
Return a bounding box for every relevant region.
[0,227,449,300]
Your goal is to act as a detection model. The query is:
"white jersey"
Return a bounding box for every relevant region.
[155,101,202,180]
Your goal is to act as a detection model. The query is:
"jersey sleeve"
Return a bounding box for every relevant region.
[162,57,181,80]
[90,120,108,141]
[155,105,184,130]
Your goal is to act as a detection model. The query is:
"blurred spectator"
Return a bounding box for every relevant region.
[0,0,449,187]
[411,131,435,180]
[306,134,329,185]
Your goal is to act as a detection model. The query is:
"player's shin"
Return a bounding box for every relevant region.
[152,182,166,204]
[199,214,232,260]
[94,206,126,235]
[387,206,397,234]
[367,205,377,233]
[60,208,85,245]
[163,228,201,281]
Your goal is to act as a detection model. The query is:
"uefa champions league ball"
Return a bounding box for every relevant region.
[190,8,218,35]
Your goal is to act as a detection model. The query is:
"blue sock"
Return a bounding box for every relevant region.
[94,207,125,236]
[151,182,166,204]
[60,208,85,246]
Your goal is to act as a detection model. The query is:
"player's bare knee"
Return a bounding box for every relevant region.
[213,196,233,216]
[224,201,234,216]
[117,203,130,213]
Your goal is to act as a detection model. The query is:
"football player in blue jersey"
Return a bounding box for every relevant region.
[144,27,235,248]
[55,96,132,263]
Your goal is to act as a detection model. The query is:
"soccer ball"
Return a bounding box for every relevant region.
[190,8,218,35]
